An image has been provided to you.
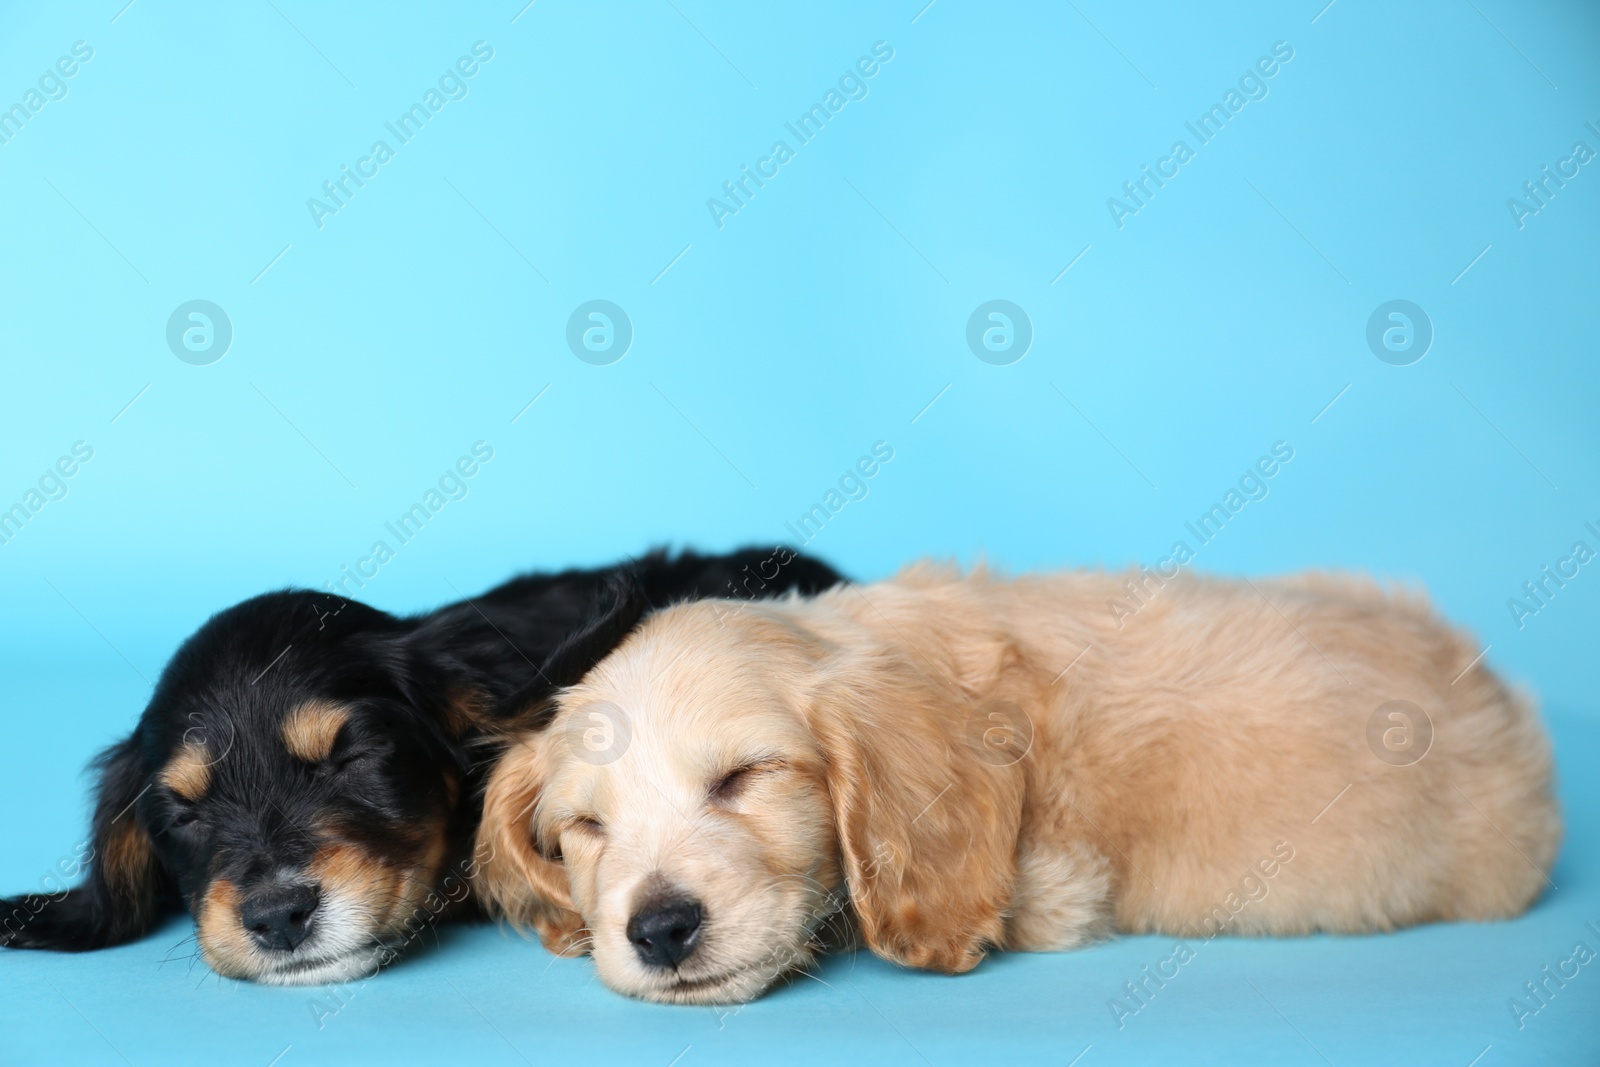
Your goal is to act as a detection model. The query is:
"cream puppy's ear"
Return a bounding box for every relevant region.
[806,657,1025,974]
[475,732,589,955]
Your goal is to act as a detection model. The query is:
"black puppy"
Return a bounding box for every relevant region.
[0,546,842,984]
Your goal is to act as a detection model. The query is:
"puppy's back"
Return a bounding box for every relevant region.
[799,566,1560,936]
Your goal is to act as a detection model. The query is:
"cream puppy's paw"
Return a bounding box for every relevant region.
[1004,842,1114,951]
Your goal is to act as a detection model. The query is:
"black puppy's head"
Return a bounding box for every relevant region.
[3,591,472,984]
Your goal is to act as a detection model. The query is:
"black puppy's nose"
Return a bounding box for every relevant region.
[627,899,704,968]
[241,884,320,952]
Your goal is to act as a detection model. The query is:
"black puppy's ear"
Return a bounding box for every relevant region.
[497,571,649,724]
[1,735,166,952]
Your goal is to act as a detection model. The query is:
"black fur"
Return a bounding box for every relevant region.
[0,546,843,969]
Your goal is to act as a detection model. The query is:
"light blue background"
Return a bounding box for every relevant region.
[2,1,1596,1064]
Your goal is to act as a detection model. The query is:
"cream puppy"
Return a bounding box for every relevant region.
[477,564,1561,1004]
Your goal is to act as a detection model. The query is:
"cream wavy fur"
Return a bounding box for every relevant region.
[477,564,1561,1003]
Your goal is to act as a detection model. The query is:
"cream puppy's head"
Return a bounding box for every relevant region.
[476,599,1026,1004]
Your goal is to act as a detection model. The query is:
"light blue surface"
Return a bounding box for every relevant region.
[2,1,1597,1063]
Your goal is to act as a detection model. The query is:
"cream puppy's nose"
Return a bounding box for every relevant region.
[626,898,704,968]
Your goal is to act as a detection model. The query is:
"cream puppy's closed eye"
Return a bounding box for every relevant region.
[476,564,1560,1005]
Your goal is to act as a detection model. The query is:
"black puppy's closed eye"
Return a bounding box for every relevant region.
[324,732,383,774]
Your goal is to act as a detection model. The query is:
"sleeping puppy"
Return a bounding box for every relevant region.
[477,563,1561,1004]
[0,546,843,984]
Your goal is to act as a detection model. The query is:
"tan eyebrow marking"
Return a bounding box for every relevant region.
[160,742,212,801]
[281,700,350,762]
